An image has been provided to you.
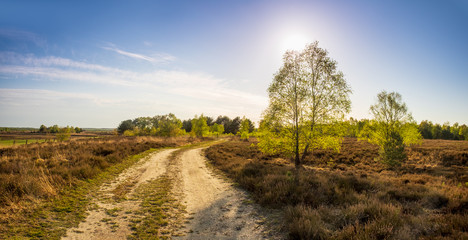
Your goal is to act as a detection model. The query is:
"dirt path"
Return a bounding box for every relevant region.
[62,145,282,239]
[173,148,281,239]
[63,149,176,240]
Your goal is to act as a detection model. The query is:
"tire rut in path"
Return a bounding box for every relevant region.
[173,148,282,240]
[63,149,176,240]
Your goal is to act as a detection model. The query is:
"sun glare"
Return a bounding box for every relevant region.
[280,34,310,52]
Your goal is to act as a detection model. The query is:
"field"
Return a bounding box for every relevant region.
[205,137,468,239]
[0,131,114,148]
[0,135,201,238]
[1,134,466,239]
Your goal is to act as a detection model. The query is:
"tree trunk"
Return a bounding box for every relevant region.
[295,135,300,168]
[301,144,309,163]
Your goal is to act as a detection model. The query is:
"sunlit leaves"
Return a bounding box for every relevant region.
[360,91,422,165]
[191,115,210,138]
[117,114,184,137]
[259,41,351,165]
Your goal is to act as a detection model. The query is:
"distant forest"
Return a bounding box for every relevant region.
[343,119,468,141]
[115,113,468,141]
[0,116,465,141]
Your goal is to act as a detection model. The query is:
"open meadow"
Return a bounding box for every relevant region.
[0,132,467,239]
[0,130,114,148]
[0,135,201,238]
[205,137,468,239]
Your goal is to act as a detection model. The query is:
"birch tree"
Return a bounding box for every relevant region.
[359,91,421,165]
[258,41,351,169]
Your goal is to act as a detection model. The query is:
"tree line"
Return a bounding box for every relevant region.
[38,124,83,134]
[341,119,468,141]
[117,114,255,138]
[418,120,468,141]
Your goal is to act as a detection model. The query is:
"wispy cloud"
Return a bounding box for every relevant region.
[0,53,268,122]
[0,29,47,48]
[102,46,155,62]
[0,52,121,72]
[0,88,120,107]
[101,44,176,64]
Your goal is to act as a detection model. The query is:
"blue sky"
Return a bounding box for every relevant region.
[1,0,467,128]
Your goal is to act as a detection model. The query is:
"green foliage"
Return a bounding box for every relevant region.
[38,125,83,138]
[56,128,71,142]
[215,116,241,134]
[379,130,406,166]
[418,120,468,140]
[240,131,249,141]
[238,117,252,141]
[239,117,250,133]
[258,41,351,166]
[210,123,224,138]
[191,115,209,138]
[182,119,192,132]
[155,113,184,137]
[360,91,422,165]
[117,113,184,137]
[117,120,135,134]
[258,120,345,159]
[50,125,60,133]
[418,120,433,139]
[460,125,468,140]
[39,124,47,133]
[123,130,136,136]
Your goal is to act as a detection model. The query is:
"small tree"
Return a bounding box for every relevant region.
[49,125,60,133]
[226,117,241,134]
[210,123,224,138]
[359,91,421,166]
[238,117,251,141]
[74,127,83,133]
[418,120,433,139]
[157,113,183,137]
[117,119,135,134]
[56,127,71,141]
[191,115,209,138]
[182,119,192,133]
[459,124,468,141]
[39,124,47,133]
[258,41,351,169]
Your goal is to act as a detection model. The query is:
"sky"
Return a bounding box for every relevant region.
[1,0,467,128]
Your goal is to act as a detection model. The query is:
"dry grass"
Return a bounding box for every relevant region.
[0,136,199,238]
[205,138,468,239]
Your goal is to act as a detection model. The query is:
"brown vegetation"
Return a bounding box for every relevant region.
[0,137,196,223]
[0,131,112,141]
[205,137,468,239]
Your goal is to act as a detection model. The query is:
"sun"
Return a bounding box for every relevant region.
[280,34,310,52]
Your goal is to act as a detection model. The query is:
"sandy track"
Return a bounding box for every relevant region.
[62,145,282,239]
[173,148,280,240]
[63,149,176,240]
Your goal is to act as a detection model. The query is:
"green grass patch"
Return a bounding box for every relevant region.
[0,139,47,147]
[128,176,173,240]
